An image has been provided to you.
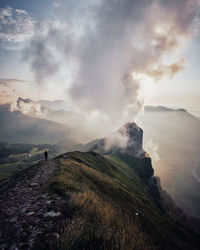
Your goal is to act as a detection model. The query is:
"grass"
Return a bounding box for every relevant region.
[59,191,153,250]
[47,151,200,250]
[0,143,65,180]
[2,150,198,250]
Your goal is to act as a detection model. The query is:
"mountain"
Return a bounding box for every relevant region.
[144,105,188,113]
[0,140,82,181]
[83,122,154,184]
[0,122,200,249]
[56,137,83,150]
[4,99,200,221]
[0,104,75,144]
[138,106,200,219]
[45,109,75,126]
[85,122,146,158]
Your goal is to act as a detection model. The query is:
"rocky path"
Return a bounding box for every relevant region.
[0,160,70,250]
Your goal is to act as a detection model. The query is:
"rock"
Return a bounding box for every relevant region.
[26,226,33,234]
[44,223,49,228]
[27,212,35,216]
[88,122,146,158]
[115,122,146,157]
[52,233,59,240]
[16,228,23,237]
[10,244,19,250]
[18,242,29,248]
[33,218,40,225]
[20,207,28,214]
[43,211,61,218]
[10,216,18,223]
[20,232,28,239]
[29,182,40,188]
[0,243,7,249]
[0,159,61,249]
[42,194,48,199]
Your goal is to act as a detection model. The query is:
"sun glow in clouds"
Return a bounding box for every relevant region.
[0,0,200,138]
[132,72,156,103]
[154,25,166,35]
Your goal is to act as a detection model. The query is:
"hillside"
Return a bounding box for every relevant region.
[0,104,75,144]
[0,140,83,181]
[0,150,200,250]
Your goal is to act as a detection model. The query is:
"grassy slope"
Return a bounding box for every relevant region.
[0,143,67,181]
[48,151,200,250]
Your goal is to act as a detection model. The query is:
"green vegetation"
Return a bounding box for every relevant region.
[0,142,65,180]
[47,151,200,250]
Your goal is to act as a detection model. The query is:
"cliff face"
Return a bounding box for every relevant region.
[87,122,146,158]
[86,122,154,183]
[115,122,146,157]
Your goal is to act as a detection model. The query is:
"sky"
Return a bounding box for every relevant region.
[0,0,200,126]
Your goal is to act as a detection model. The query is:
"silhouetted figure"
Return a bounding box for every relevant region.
[44,150,48,161]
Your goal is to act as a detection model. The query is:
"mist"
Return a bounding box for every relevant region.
[140,107,200,218]
[22,0,200,138]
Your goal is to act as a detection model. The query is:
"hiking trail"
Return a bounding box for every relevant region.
[0,160,70,250]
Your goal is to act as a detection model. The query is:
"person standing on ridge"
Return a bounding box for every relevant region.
[44,150,48,161]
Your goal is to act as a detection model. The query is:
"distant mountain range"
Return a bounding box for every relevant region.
[0,104,75,144]
[144,105,189,113]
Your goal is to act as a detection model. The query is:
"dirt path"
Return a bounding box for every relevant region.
[0,160,70,250]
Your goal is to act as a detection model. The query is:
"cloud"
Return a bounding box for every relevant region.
[23,0,200,138]
[145,58,185,80]
[0,79,31,106]
[11,97,47,116]
[53,1,61,8]
[0,78,27,86]
[104,126,130,151]
[0,6,35,44]
[0,87,16,104]
[145,138,160,162]
[22,21,64,83]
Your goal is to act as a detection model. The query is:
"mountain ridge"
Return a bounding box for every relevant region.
[1,151,200,249]
[0,122,200,249]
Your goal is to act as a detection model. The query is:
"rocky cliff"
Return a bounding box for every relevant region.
[85,122,154,183]
[86,122,146,158]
